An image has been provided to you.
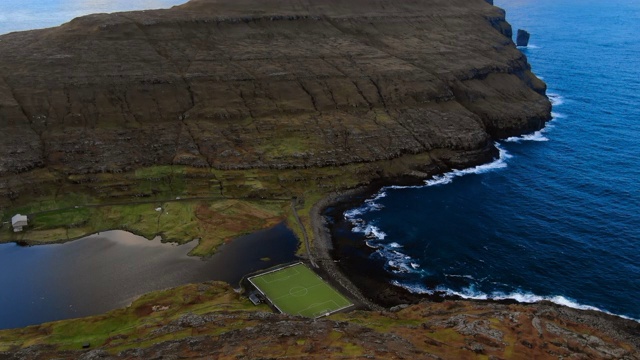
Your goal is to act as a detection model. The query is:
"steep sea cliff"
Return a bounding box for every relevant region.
[1,0,638,358]
[0,0,549,206]
[327,0,640,323]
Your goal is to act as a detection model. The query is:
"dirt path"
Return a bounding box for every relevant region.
[290,198,317,268]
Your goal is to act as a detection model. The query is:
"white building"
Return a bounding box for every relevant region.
[11,214,28,232]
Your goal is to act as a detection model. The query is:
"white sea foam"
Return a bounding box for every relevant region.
[390,281,640,323]
[349,142,512,244]
[388,184,424,190]
[385,257,416,274]
[365,225,386,240]
[368,190,387,202]
[548,92,564,106]
[391,280,431,293]
[373,245,425,275]
[344,190,387,222]
[505,130,549,143]
[344,207,364,219]
[505,100,569,143]
[421,143,511,187]
[517,44,541,49]
[522,132,549,141]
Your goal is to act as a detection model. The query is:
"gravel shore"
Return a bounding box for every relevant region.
[309,188,386,311]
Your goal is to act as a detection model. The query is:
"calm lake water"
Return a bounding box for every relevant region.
[0,224,298,330]
[333,0,640,320]
[0,0,187,35]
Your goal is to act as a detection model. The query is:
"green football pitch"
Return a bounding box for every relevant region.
[248,263,353,318]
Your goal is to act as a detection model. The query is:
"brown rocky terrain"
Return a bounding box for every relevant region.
[3,1,634,359]
[0,282,638,359]
[0,0,549,206]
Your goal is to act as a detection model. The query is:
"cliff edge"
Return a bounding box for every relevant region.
[0,1,637,358]
[0,0,549,189]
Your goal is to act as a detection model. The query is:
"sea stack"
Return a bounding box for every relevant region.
[517,29,531,47]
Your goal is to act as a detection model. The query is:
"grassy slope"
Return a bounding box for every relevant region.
[1,152,436,256]
[1,282,636,359]
[1,158,638,358]
[0,282,262,352]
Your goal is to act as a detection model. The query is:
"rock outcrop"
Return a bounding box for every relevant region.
[1,282,638,359]
[0,0,549,198]
[517,29,531,47]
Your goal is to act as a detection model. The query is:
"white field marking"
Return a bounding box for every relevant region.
[272,283,325,301]
[247,262,304,283]
[296,300,339,317]
[307,284,351,306]
[258,267,301,284]
[311,309,332,317]
[246,280,285,314]
[314,303,354,319]
[248,262,353,317]
[289,286,309,297]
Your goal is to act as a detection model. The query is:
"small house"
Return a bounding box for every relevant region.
[11,214,28,232]
[248,292,262,305]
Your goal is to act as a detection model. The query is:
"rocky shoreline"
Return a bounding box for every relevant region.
[308,156,640,351]
[309,146,501,309]
[3,0,639,356]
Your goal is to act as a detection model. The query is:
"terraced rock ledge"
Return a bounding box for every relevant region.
[0,0,549,252]
[1,0,638,358]
[0,0,548,214]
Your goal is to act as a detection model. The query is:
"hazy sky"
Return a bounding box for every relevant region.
[0,0,187,34]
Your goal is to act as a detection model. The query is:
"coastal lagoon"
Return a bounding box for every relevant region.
[333,0,640,320]
[0,0,307,331]
[0,224,298,329]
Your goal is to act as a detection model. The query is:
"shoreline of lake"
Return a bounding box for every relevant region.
[0,223,298,330]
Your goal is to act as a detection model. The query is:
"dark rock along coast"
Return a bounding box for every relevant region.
[1,0,639,358]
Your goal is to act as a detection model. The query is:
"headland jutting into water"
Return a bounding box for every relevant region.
[1,0,639,357]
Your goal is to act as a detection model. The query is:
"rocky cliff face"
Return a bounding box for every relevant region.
[0,0,549,187]
[0,3,636,357]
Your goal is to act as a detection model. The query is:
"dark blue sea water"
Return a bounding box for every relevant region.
[337,0,640,320]
[0,0,186,35]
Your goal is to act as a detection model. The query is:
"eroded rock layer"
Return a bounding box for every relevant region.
[0,0,549,181]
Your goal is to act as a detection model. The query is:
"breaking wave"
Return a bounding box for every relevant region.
[505,92,565,143]
[505,130,549,143]
[421,143,512,186]
[548,93,564,106]
[390,280,640,323]
[344,143,514,278]
[517,44,541,49]
[344,142,512,252]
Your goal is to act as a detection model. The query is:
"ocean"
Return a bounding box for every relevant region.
[334,0,640,320]
[0,0,186,35]
[1,0,638,324]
